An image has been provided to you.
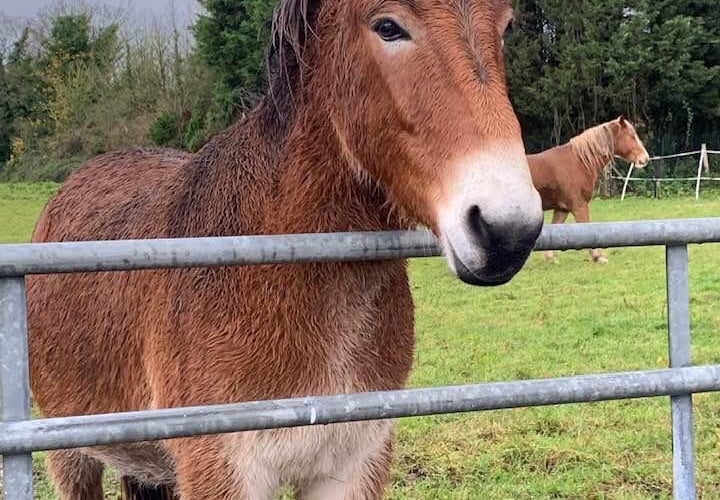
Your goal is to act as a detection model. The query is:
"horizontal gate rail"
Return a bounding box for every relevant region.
[3,217,720,500]
[1,218,719,276]
[1,366,720,455]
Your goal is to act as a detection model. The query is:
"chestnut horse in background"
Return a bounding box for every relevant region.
[529,116,649,263]
[28,1,542,499]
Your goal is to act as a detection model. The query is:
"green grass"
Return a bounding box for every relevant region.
[0,183,59,243]
[2,185,720,499]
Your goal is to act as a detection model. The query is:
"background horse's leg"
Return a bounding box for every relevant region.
[544,210,569,263]
[573,204,607,263]
[46,450,104,500]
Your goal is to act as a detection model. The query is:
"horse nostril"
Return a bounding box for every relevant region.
[465,205,542,251]
[466,205,492,247]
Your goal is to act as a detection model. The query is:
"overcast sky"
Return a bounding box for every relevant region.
[0,0,197,22]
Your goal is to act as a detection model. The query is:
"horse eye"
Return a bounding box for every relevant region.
[373,19,410,42]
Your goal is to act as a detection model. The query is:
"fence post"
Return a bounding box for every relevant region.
[0,277,33,500]
[695,144,707,200]
[666,245,695,500]
[621,163,636,201]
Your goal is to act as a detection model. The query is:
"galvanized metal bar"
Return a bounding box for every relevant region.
[1,365,720,455]
[0,231,438,277]
[667,245,696,499]
[1,218,720,277]
[0,278,33,500]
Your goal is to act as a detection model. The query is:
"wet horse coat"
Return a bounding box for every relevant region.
[27,1,543,499]
[528,117,649,263]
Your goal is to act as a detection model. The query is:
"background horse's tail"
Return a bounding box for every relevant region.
[121,477,177,500]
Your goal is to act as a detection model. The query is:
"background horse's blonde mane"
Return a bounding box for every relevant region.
[569,122,616,173]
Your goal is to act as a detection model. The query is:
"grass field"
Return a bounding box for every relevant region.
[2,183,720,499]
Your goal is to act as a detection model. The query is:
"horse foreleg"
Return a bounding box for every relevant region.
[171,436,278,500]
[573,204,607,263]
[297,435,393,500]
[46,450,104,500]
[544,210,569,263]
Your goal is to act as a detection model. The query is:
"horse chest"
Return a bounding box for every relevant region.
[152,266,412,403]
[263,293,392,396]
[224,420,392,490]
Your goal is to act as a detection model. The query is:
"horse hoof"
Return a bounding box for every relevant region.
[595,257,609,264]
[543,252,556,263]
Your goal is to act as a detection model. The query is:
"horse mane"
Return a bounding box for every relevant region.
[263,0,323,139]
[569,121,616,173]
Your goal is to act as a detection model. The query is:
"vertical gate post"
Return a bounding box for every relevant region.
[666,245,695,499]
[0,277,33,500]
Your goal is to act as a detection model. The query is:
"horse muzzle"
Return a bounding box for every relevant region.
[437,147,544,286]
[636,157,651,169]
[443,210,543,286]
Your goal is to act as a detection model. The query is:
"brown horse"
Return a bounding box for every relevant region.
[27,1,542,499]
[528,116,649,263]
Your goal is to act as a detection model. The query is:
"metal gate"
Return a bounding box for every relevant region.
[2,218,720,500]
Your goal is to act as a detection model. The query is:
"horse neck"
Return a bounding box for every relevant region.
[586,152,613,176]
[270,116,398,234]
[168,104,399,238]
[565,142,613,180]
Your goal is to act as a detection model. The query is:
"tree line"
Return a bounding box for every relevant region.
[508,0,719,156]
[0,0,718,181]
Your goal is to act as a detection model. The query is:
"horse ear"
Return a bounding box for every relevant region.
[618,115,626,126]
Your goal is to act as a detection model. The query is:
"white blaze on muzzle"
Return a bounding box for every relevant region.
[437,147,543,285]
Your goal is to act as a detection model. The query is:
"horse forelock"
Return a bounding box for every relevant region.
[569,122,616,173]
